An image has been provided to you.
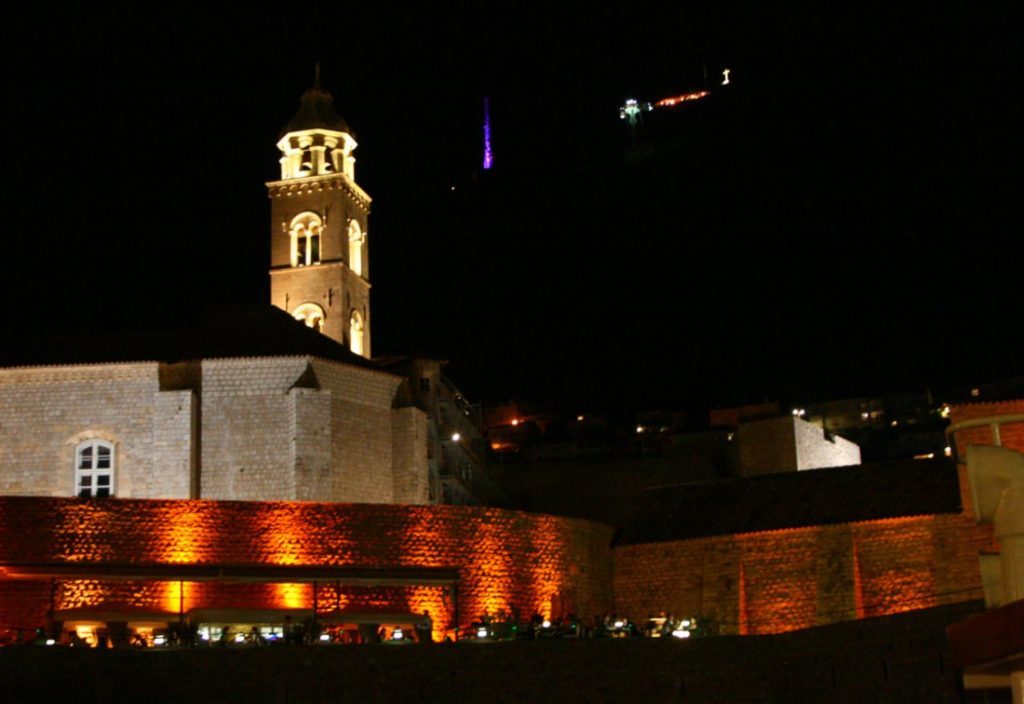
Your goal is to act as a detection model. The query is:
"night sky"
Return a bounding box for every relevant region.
[2,6,1019,418]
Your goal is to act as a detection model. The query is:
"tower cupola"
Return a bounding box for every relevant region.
[276,70,358,181]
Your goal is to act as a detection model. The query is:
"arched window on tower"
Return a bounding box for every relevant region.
[293,303,326,333]
[290,212,323,267]
[349,310,365,356]
[348,220,364,277]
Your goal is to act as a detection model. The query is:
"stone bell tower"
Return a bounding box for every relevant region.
[267,70,371,356]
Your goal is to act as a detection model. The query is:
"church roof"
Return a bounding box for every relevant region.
[613,458,962,545]
[0,305,380,372]
[279,78,352,138]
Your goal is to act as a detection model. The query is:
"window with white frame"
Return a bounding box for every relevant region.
[75,440,114,498]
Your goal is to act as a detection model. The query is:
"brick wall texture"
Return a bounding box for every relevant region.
[0,498,614,638]
[949,398,1024,457]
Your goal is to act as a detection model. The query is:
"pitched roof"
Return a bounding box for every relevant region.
[0,305,380,372]
[614,459,962,545]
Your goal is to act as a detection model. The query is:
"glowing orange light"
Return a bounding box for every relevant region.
[526,515,567,621]
[654,90,710,107]
[256,505,316,565]
[272,583,311,610]
[164,580,197,615]
[154,504,207,563]
[406,585,449,642]
[465,517,515,620]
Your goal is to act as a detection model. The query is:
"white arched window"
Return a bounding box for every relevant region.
[75,440,114,498]
[290,212,323,267]
[292,302,326,333]
[348,220,364,276]
[349,310,365,357]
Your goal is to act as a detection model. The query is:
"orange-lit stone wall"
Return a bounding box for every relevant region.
[948,399,1024,457]
[0,498,613,639]
[614,513,989,635]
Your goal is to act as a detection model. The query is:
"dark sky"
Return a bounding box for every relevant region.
[2,6,1020,417]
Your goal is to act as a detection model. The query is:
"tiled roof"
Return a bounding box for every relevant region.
[0,305,379,372]
[614,459,962,545]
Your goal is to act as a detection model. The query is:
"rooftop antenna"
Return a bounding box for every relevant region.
[314,62,321,89]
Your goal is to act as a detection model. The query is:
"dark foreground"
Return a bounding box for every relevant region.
[0,602,986,703]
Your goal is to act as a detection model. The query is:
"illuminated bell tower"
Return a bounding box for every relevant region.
[267,73,371,356]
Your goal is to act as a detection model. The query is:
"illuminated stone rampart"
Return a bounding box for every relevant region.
[0,498,614,638]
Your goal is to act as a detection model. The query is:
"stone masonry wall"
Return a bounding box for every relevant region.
[290,387,333,502]
[0,356,422,505]
[311,359,404,503]
[199,358,307,500]
[147,391,195,498]
[613,513,988,635]
[0,364,191,499]
[949,398,1024,457]
[391,406,429,504]
[0,498,614,638]
[738,416,798,475]
[793,417,861,470]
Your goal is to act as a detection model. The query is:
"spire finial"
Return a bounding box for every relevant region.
[314,62,321,89]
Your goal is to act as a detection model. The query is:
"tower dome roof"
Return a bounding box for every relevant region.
[279,73,352,138]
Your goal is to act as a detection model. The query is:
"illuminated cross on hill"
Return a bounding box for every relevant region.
[619,98,651,146]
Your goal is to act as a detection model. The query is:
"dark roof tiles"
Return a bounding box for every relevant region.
[0,305,380,372]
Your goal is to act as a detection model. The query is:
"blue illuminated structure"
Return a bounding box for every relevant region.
[482,97,493,170]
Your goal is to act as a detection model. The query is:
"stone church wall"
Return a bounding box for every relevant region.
[0,364,192,499]
[391,405,429,504]
[0,355,427,505]
[311,359,405,503]
[199,358,307,500]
